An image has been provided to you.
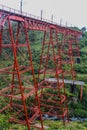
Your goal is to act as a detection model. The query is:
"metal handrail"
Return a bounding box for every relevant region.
[0,4,62,26]
[0,3,82,35]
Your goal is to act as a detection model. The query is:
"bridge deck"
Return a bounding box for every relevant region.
[0,4,82,35]
[45,78,84,86]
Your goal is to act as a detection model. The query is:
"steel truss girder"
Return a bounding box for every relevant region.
[0,17,44,130]
[37,27,69,124]
[0,6,82,36]
[0,4,82,129]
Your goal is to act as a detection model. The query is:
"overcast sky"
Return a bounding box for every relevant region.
[0,0,87,29]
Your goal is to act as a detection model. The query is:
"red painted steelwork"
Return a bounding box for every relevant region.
[0,4,82,34]
[0,17,44,130]
[0,4,82,129]
[37,27,69,124]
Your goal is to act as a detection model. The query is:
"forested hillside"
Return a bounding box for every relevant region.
[30,27,87,118]
[0,24,87,129]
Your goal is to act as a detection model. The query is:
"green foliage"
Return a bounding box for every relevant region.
[80,31,87,47]
[68,84,87,117]
[44,120,87,130]
[29,31,37,42]
[81,27,86,33]
[0,114,10,130]
[29,30,43,44]
[77,74,87,82]
[9,124,27,130]
[75,64,87,74]
[70,26,81,31]
[1,24,87,129]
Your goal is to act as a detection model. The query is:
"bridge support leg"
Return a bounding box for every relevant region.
[80,85,83,100]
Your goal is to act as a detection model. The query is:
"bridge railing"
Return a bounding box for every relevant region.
[0,4,61,25]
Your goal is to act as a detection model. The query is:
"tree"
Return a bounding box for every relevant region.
[81,27,86,33]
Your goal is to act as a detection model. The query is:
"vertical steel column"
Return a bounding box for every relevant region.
[24,21,44,130]
[8,18,30,130]
[38,26,69,124]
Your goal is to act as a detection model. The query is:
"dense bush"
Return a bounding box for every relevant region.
[0,114,10,130]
